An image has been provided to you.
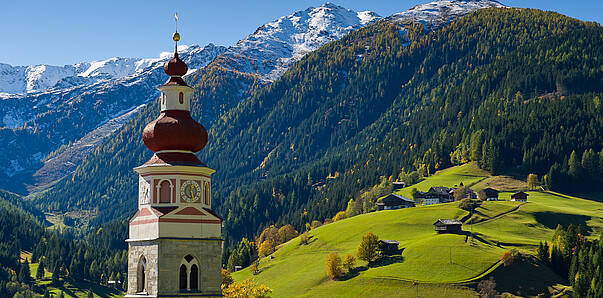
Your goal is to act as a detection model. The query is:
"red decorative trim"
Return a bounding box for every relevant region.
[130,218,159,225]
[171,178,176,203]
[153,179,158,204]
[128,209,140,223]
[139,208,152,216]
[175,207,206,216]
[130,216,220,225]
[141,172,211,178]
[160,218,221,224]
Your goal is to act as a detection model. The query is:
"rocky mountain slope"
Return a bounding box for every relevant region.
[0,3,386,194]
[213,3,381,81]
[0,44,226,193]
[34,1,581,233]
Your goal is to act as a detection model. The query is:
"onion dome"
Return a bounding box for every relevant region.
[142,110,208,152]
[141,29,208,157]
[162,31,189,86]
[164,52,188,77]
[142,110,207,152]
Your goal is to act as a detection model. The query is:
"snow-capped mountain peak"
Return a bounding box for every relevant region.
[388,0,506,27]
[216,3,382,81]
[0,43,222,95]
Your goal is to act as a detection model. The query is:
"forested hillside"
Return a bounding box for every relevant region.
[33,61,264,223]
[35,8,602,246]
[0,190,128,296]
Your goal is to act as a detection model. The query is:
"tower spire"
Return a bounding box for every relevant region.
[173,13,180,56]
[127,12,221,297]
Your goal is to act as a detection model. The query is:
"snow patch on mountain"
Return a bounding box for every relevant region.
[0,43,226,193]
[0,44,211,94]
[217,2,381,81]
[388,0,506,28]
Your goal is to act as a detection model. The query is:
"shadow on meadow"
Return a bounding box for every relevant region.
[533,212,592,235]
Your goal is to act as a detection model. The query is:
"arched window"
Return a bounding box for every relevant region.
[179,255,200,292]
[179,265,187,290]
[179,92,184,104]
[190,264,199,290]
[159,180,172,203]
[137,256,147,294]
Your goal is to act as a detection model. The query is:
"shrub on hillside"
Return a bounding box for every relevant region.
[325,253,344,280]
[221,269,234,288]
[259,241,275,257]
[256,225,279,247]
[501,249,519,267]
[310,220,322,229]
[277,224,298,243]
[357,232,380,264]
[299,233,309,245]
[333,211,347,222]
[454,186,469,201]
[477,277,498,298]
[222,279,272,298]
[527,173,540,189]
[343,254,356,272]
[251,260,260,275]
[458,199,481,211]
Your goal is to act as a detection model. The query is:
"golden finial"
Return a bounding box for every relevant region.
[173,13,180,53]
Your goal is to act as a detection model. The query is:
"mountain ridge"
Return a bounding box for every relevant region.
[31,5,603,246]
[0,2,390,194]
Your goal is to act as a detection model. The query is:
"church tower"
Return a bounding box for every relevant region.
[126,28,222,297]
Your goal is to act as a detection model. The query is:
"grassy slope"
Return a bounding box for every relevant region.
[232,164,603,297]
[394,163,489,198]
[26,260,122,297]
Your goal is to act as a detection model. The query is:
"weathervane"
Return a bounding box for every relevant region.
[173,12,180,53]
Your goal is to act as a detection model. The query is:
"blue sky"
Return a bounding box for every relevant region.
[0,0,600,66]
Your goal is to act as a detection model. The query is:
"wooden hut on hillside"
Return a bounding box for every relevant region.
[511,191,529,202]
[433,219,463,233]
[478,188,499,201]
[377,194,415,210]
[379,240,400,255]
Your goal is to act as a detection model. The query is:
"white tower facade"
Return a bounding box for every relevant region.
[126,31,222,298]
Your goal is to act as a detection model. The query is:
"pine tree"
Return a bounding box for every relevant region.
[568,150,581,178]
[345,199,357,217]
[36,260,45,280]
[43,287,50,298]
[18,259,32,284]
[527,174,539,189]
[52,265,60,284]
[537,241,549,263]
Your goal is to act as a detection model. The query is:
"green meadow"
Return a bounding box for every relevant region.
[21,253,122,298]
[232,164,603,297]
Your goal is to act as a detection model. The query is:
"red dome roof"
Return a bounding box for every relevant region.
[163,52,188,77]
[142,110,208,152]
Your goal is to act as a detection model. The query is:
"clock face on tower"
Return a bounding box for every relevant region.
[180,180,201,202]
